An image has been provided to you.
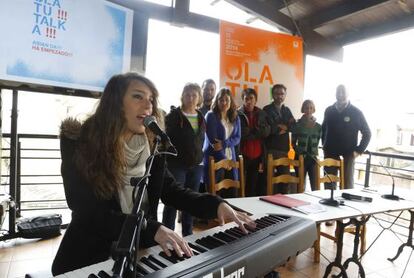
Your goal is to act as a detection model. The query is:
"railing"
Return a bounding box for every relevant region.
[1,134,413,240]
[1,133,66,222]
[354,151,414,236]
[355,151,414,190]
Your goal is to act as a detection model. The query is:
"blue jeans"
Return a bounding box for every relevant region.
[162,164,203,236]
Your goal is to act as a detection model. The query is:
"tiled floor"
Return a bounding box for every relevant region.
[0,213,413,277]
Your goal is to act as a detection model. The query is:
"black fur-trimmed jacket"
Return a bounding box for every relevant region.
[52,118,222,275]
[165,106,205,168]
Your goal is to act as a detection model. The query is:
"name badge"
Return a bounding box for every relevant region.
[344,116,350,122]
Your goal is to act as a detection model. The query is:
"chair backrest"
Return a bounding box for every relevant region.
[208,155,245,197]
[315,158,345,190]
[266,154,304,195]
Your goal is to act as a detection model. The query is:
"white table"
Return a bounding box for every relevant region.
[227,188,414,278]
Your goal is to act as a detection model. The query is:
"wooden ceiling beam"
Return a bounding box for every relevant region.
[299,0,390,29]
[338,13,414,45]
[226,0,344,62]
[225,0,296,33]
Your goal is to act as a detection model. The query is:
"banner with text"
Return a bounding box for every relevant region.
[0,0,133,92]
[220,21,303,115]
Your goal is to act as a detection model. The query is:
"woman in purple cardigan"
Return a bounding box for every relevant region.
[203,88,241,197]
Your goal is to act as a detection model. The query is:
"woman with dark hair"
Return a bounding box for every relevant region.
[203,88,241,198]
[52,73,253,275]
[162,83,205,236]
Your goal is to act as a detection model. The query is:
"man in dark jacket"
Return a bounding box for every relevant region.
[263,84,295,194]
[322,84,371,189]
[238,88,270,196]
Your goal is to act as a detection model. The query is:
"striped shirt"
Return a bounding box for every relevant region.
[183,112,199,133]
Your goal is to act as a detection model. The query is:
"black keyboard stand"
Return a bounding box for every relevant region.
[323,215,371,278]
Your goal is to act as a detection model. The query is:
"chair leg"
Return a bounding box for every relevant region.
[360,224,367,254]
[314,223,321,263]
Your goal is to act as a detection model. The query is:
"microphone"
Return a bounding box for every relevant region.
[143,116,170,143]
[144,115,177,154]
[304,151,342,207]
[341,192,372,202]
[378,160,400,201]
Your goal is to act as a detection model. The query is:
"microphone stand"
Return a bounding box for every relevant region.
[319,181,341,206]
[378,160,400,201]
[308,153,341,207]
[111,136,161,278]
[318,173,341,207]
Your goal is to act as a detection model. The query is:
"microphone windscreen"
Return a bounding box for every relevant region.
[143,115,156,127]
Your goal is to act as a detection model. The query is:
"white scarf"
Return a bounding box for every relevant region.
[118,134,150,214]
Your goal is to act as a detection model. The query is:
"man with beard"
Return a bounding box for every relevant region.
[263,84,295,194]
[200,79,216,116]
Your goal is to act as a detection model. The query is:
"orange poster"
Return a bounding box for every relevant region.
[220,21,304,115]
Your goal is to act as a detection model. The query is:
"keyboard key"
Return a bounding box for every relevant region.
[97,270,111,278]
[148,255,168,268]
[206,235,227,246]
[135,263,150,276]
[214,232,237,243]
[188,242,208,253]
[225,229,242,239]
[159,251,178,264]
[140,257,160,271]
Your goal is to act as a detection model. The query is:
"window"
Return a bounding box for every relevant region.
[396,130,403,145]
[146,19,219,111]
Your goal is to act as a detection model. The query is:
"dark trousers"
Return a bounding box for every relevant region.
[244,156,264,197]
[295,155,317,191]
[323,152,355,189]
[305,157,317,191]
[162,165,203,236]
[267,150,290,194]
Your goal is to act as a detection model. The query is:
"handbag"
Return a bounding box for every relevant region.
[17,213,62,239]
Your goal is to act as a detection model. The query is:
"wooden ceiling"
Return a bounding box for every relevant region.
[227,0,414,61]
[112,0,414,62]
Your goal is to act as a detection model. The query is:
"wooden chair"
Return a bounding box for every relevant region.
[315,158,345,190]
[208,155,245,197]
[266,154,304,195]
[313,157,366,263]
